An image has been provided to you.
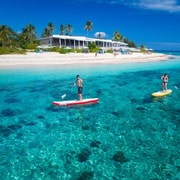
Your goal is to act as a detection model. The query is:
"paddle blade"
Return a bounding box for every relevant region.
[61,94,66,99]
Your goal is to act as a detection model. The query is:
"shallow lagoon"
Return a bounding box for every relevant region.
[0,57,180,179]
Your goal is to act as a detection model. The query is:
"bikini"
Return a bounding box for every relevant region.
[162,77,168,84]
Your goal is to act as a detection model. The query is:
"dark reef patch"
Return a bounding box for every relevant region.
[25,122,37,126]
[142,97,154,104]
[37,115,45,119]
[111,110,124,117]
[77,171,94,180]
[82,125,90,130]
[90,140,101,148]
[136,106,146,111]
[0,124,22,137]
[77,148,91,162]
[112,151,128,163]
[4,98,21,103]
[1,108,21,116]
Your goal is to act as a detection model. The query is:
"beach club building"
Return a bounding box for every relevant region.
[39,35,128,51]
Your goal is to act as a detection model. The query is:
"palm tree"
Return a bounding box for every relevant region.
[41,27,51,38]
[0,25,16,47]
[17,24,36,49]
[41,22,55,37]
[65,24,73,35]
[60,24,65,35]
[22,24,36,44]
[47,22,55,35]
[120,35,126,42]
[84,20,93,37]
[113,30,121,41]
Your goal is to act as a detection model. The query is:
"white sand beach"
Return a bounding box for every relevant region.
[0,52,173,68]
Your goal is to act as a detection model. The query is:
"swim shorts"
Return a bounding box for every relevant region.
[78,87,83,94]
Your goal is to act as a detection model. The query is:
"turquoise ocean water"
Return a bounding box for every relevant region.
[0,52,180,180]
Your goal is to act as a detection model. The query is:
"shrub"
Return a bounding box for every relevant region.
[0,47,26,55]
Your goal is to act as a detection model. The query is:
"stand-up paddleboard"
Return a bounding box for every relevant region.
[52,98,99,106]
[151,89,172,97]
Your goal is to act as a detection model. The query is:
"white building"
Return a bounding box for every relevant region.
[39,35,128,50]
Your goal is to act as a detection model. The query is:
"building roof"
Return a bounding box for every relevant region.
[50,35,127,45]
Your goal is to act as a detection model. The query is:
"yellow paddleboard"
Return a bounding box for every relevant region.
[152,89,172,97]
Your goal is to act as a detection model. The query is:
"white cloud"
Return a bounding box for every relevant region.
[77,0,180,13]
[131,0,180,13]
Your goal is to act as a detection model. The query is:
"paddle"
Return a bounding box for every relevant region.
[60,82,75,100]
[61,80,78,100]
[61,93,66,100]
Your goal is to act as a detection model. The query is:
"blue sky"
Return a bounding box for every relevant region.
[1,0,180,50]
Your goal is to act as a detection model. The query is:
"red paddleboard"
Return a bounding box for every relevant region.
[52,98,99,106]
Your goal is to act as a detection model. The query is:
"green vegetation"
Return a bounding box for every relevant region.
[88,42,99,53]
[113,30,137,48]
[84,20,93,37]
[0,24,38,54]
[0,47,26,55]
[41,22,55,38]
[106,49,113,53]
[140,45,148,53]
[47,47,83,54]
[58,24,73,36]
[0,20,141,55]
[113,31,121,41]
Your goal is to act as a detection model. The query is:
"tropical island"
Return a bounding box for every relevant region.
[0,21,147,55]
[0,21,173,68]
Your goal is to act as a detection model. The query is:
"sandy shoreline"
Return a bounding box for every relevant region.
[0,52,173,68]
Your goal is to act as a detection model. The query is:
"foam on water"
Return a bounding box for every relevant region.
[0,57,180,179]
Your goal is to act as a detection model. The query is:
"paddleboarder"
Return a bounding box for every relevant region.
[74,75,83,100]
[161,73,168,91]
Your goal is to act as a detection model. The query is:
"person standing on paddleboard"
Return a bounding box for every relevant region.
[74,75,83,100]
[161,73,168,91]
